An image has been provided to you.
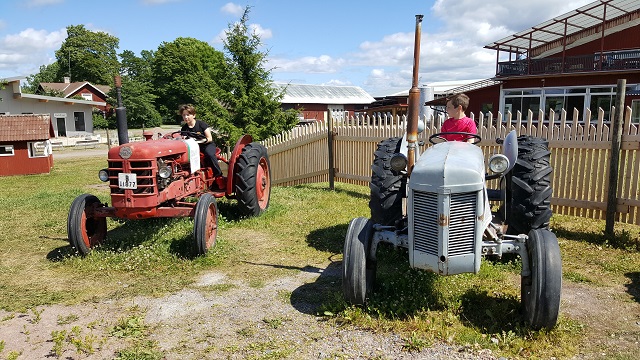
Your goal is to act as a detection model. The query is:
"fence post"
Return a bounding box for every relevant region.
[328,113,335,190]
[605,79,626,236]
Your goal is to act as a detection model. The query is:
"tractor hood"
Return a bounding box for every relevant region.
[107,139,190,161]
[409,142,485,193]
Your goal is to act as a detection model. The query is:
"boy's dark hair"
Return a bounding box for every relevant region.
[447,93,470,111]
[178,104,196,115]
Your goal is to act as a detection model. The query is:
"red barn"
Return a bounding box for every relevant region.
[0,114,55,176]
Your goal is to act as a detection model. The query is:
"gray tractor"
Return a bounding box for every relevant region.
[342,129,562,330]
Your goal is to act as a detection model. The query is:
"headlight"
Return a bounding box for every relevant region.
[488,154,510,174]
[390,153,408,172]
[158,165,172,179]
[98,169,109,182]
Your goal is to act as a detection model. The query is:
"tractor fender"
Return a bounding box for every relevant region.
[226,134,254,195]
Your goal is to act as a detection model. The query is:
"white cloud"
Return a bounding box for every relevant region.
[322,79,352,86]
[221,2,244,16]
[0,28,66,76]
[270,55,345,74]
[212,22,273,45]
[25,0,64,7]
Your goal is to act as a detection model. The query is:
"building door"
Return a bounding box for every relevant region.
[56,118,67,137]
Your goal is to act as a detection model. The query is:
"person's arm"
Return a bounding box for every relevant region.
[204,127,214,144]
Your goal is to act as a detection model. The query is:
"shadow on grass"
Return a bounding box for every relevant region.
[458,288,523,334]
[625,272,640,304]
[289,183,370,200]
[306,223,349,253]
[552,225,640,251]
[47,217,197,261]
[289,260,342,315]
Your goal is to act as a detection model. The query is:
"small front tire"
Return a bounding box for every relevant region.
[521,228,562,330]
[67,194,107,256]
[193,193,218,255]
[342,217,376,305]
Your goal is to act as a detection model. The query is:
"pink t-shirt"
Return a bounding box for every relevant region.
[440,117,477,141]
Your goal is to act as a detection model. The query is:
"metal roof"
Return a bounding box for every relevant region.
[484,0,640,53]
[275,83,375,104]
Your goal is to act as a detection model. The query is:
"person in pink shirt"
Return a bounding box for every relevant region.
[440,93,477,142]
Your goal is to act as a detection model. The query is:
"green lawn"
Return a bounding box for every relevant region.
[0,156,638,359]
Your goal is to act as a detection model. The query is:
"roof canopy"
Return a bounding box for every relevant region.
[484,0,640,54]
[275,83,375,104]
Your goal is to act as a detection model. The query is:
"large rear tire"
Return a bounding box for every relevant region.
[508,136,553,235]
[369,137,405,226]
[193,193,218,255]
[67,194,107,255]
[234,142,271,216]
[521,228,562,330]
[342,217,376,305]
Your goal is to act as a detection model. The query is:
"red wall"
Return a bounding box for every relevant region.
[0,142,53,177]
[563,26,640,57]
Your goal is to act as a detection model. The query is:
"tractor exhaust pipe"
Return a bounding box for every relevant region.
[406,14,423,176]
[114,75,129,145]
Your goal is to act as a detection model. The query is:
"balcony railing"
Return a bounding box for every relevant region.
[497,49,640,77]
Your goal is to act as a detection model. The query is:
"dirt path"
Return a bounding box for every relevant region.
[0,264,638,359]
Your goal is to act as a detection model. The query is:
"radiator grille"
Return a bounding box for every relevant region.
[448,192,477,256]
[413,191,477,257]
[108,160,155,195]
[413,192,438,255]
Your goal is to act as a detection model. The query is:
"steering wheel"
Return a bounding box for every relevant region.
[168,130,207,141]
[429,132,482,144]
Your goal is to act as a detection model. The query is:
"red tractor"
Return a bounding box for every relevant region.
[67,131,271,256]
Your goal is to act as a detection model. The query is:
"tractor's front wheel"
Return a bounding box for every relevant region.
[234,142,271,216]
[67,194,107,255]
[521,228,562,330]
[193,193,218,255]
[342,217,376,305]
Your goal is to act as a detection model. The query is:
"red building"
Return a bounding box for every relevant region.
[429,0,640,124]
[0,114,55,176]
[38,77,111,114]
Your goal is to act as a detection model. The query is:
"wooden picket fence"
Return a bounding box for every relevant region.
[260,106,640,225]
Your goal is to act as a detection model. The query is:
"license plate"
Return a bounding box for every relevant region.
[118,173,137,189]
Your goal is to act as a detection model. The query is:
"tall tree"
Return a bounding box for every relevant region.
[221,7,298,142]
[55,25,120,85]
[114,50,162,128]
[151,37,227,128]
[22,62,60,94]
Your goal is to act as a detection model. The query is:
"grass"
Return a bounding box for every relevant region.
[0,156,638,359]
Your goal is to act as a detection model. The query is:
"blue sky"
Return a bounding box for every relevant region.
[0,0,594,96]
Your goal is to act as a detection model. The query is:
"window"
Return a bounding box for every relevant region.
[590,94,612,121]
[28,142,47,158]
[74,112,85,131]
[0,145,15,156]
[632,100,640,124]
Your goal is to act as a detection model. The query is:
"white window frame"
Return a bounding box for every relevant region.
[0,144,15,156]
[28,141,47,158]
[631,100,640,124]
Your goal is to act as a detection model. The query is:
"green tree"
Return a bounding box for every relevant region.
[55,25,120,85]
[114,50,162,128]
[220,7,298,142]
[22,62,61,94]
[151,37,227,129]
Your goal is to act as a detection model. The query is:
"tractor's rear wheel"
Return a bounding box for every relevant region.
[67,194,107,255]
[508,136,553,235]
[370,137,405,226]
[234,142,271,216]
[342,217,376,305]
[521,228,562,330]
[193,193,218,255]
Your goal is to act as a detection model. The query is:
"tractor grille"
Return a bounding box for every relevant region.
[413,191,477,257]
[413,192,438,255]
[108,160,156,195]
